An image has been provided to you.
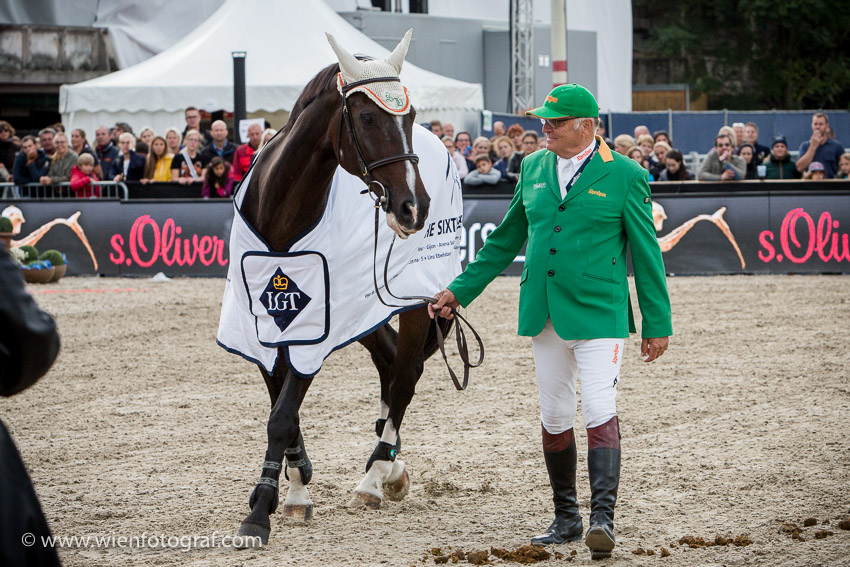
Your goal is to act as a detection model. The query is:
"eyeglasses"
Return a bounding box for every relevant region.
[540,117,578,129]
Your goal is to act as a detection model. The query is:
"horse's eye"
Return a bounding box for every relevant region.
[360,113,376,126]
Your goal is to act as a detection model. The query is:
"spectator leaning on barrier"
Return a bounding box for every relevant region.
[38,128,56,158]
[613,134,634,156]
[95,126,120,177]
[0,245,63,567]
[12,135,50,186]
[111,122,133,146]
[804,162,826,181]
[201,156,234,199]
[199,120,236,169]
[796,112,844,178]
[492,135,516,181]
[232,123,263,182]
[464,154,501,187]
[742,122,770,163]
[70,153,100,198]
[507,123,525,151]
[171,129,204,184]
[737,143,757,179]
[165,127,182,157]
[698,134,746,181]
[837,153,850,180]
[182,106,211,146]
[110,132,146,182]
[69,128,100,177]
[39,132,78,189]
[764,135,800,180]
[138,127,154,148]
[141,136,173,183]
[658,149,694,181]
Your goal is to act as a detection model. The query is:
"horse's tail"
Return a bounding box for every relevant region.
[423,317,455,360]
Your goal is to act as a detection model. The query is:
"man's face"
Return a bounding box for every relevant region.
[715,136,733,153]
[744,125,758,144]
[543,118,585,158]
[186,110,201,128]
[442,123,454,140]
[248,125,262,147]
[772,143,787,159]
[812,116,828,134]
[95,128,110,146]
[40,131,54,151]
[431,125,443,138]
[22,139,37,158]
[476,160,491,174]
[211,122,227,143]
[493,121,505,136]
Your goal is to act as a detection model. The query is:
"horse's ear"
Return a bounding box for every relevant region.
[385,29,413,75]
[326,32,364,82]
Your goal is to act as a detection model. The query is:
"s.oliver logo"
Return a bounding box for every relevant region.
[758,208,850,264]
[109,215,228,267]
[260,267,311,332]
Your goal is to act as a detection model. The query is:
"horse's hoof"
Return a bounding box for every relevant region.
[282,503,313,522]
[383,467,409,501]
[350,490,382,510]
[236,522,268,548]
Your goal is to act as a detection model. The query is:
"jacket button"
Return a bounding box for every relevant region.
[554,226,561,232]
[558,205,565,211]
[550,248,556,255]
[548,270,555,277]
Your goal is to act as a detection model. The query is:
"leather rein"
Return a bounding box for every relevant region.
[336,74,484,390]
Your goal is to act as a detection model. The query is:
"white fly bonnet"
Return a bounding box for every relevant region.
[327,29,413,115]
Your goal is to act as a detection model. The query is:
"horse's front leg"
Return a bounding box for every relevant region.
[238,368,312,546]
[351,309,430,508]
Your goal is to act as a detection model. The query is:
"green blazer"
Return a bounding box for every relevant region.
[449,138,672,340]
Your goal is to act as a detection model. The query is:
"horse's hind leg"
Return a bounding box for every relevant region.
[351,309,430,508]
[238,367,312,546]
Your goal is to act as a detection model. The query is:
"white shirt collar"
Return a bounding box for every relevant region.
[556,139,597,198]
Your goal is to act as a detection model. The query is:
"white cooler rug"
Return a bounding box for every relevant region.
[218,125,463,377]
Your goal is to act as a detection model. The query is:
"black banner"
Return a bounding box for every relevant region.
[3,186,848,277]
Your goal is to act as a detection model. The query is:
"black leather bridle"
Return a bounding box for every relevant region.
[336,72,484,390]
[337,75,420,212]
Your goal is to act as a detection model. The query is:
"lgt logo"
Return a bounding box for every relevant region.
[260,268,311,332]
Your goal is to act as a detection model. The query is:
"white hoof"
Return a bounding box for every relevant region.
[382,460,409,501]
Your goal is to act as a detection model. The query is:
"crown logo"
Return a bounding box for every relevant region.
[273,275,289,290]
[546,95,558,103]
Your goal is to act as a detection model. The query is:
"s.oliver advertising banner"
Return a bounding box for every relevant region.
[2,190,848,277]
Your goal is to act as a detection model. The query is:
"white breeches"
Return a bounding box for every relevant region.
[532,320,624,432]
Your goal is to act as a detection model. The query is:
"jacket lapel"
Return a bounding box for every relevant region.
[562,136,614,204]
[538,151,561,202]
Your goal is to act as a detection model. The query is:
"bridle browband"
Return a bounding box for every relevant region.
[337,75,419,211]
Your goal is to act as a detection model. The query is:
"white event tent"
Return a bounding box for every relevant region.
[59,0,483,139]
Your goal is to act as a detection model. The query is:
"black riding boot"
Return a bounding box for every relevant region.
[585,416,621,560]
[531,427,583,545]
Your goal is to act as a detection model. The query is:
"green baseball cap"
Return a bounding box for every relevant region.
[525,84,599,119]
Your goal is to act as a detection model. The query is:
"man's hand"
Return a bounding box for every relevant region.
[641,336,669,362]
[718,148,731,162]
[720,168,736,180]
[39,176,51,185]
[810,130,826,148]
[428,289,460,320]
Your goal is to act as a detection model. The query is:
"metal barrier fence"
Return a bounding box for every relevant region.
[0,181,128,200]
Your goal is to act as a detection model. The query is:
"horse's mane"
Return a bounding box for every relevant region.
[280,63,341,136]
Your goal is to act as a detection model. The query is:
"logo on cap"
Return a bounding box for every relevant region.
[546,95,558,103]
[260,267,312,332]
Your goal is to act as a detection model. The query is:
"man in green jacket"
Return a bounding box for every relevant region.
[429,84,672,560]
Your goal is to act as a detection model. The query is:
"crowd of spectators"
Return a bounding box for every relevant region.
[0,108,275,199]
[1,109,846,199]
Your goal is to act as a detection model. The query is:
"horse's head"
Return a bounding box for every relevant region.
[327,29,429,239]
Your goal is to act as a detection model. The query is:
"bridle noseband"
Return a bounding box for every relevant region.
[337,75,419,211]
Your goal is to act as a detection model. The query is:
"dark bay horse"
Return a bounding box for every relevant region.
[234,31,454,546]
